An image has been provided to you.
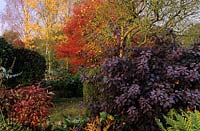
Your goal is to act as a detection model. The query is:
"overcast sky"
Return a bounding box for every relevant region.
[0,0,5,12]
[0,0,5,35]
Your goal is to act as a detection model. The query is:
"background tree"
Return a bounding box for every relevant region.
[2,30,20,44]
[1,0,72,77]
[2,30,25,48]
[181,23,200,45]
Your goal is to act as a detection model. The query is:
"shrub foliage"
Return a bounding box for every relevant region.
[0,84,54,128]
[0,89,18,119]
[0,37,14,69]
[8,84,54,128]
[11,48,46,86]
[85,40,200,130]
[41,73,83,98]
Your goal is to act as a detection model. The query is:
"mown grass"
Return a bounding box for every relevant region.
[49,97,86,123]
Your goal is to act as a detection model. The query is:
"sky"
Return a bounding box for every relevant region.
[0,0,5,35]
[0,0,5,13]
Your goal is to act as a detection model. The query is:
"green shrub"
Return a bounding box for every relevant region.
[0,37,14,72]
[0,37,46,87]
[83,82,94,104]
[82,67,100,104]
[9,48,46,87]
[42,73,83,98]
[156,109,200,131]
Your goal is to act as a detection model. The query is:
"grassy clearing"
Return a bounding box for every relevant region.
[49,97,86,123]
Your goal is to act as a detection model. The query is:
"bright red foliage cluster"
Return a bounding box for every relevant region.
[55,0,101,71]
[9,84,54,128]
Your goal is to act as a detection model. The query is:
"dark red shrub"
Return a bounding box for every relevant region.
[8,84,54,128]
[84,40,200,131]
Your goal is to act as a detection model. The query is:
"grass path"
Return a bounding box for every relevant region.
[49,97,86,123]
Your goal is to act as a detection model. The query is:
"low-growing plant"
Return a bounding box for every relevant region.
[53,112,114,131]
[8,84,54,128]
[0,112,28,131]
[84,39,200,130]
[84,112,114,131]
[156,109,200,131]
[0,117,28,131]
[53,115,89,131]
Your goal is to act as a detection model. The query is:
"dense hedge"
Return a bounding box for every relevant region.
[10,48,46,86]
[0,37,14,69]
[0,37,46,87]
[84,40,200,130]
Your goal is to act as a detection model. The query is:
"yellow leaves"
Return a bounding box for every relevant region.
[22,38,36,49]
[25,0,38,9]
[84,114,114,131]
[25,23,40,30]
[19,0,69,50]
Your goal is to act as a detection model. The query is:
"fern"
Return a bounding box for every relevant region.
[191,110,200,131]
[156,109,200,131]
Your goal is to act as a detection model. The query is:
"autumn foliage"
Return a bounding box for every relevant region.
[55,0,154,72]
[55,0,101,70]
[8,84,54,128]
[55,0,129,71]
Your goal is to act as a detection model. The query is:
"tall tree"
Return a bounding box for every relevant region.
[56,0,200,69]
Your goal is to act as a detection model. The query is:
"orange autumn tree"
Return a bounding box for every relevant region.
[55,0,101,70]
[55,0,131,71]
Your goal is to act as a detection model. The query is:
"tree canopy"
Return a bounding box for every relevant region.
[56,0,200,70]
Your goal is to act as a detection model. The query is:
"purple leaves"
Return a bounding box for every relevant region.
[136,50,151,78]
[85,40,200,130]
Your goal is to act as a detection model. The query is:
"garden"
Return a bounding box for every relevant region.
[0,0,200,131]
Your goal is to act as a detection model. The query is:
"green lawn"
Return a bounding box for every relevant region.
[49,97,86,123]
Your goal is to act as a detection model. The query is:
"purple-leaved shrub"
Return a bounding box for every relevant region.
[84,40,200,131]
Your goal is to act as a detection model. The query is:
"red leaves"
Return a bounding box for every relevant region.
[55,0,101,72]
[8,84,54,128]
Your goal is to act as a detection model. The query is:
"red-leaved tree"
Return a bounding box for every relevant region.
[55,0,102,72]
